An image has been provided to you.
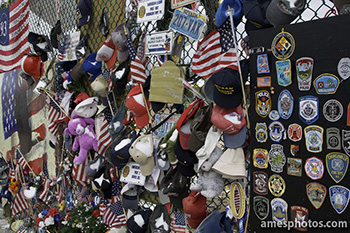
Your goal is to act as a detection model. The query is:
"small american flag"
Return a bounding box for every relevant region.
[72,158,90,187]
[192,18,238,79]
[11,188,29,216]
[16,150,27,170]
[126,34,147,86]
[76,185,93,203]
[171,211,187,233]
[95,115,112,157]
[55,183,64,204]
[0,0,30,73]
[16,224,27,233]
[48,103,65,137]
[38,164,51,205]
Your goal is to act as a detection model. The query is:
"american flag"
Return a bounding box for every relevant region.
[11,188,29,216]
[72,158,90,187]
[16,224,27,233]
[38,163,51,205]
[76,185,93,203]
[48,103,65,137]
[16,150,28,170]
[55,182,64,204]
[0,0,30,73]
[95,115,112,157]
[192,18,238,79]
[171,211,187,233]
[126,34,147,86]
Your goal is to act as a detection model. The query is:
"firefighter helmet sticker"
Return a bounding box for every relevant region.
[296,57,314,91]
[342,129,350,156]
[313,73,340,95]
[305,157,324,180]
[271,28,295,60]
[287,157,302,177]
[276,60,292,87]
[271,198,288,223]
[268,144,286,173]
[268,174,286,197]
[256,90,271,118]
[299,96,319,125]
[253,148,269,169]
[329,185,350,214]
[288,123,302,142]
[326,152,349,183]
[254,196,269,220]
[304,125,324,153]
[268,121,286,143]
[278,89,294,120]
[326,128,341,150]
[338,57,350,80]
[323,99,343,122]
[306,182,327,209]
[253,171,268,195]
[255,123,268,143]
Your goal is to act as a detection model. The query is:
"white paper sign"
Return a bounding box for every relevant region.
[145,31,173,55]
[137,0,165,23]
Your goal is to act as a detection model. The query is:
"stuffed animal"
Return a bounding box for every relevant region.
[64,114,98,164]
[190,170,224,199]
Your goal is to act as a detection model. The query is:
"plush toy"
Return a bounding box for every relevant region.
[64,114,98,164]
[190,170,224,199]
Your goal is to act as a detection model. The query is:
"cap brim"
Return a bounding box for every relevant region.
[223,125,247,149]
[266,0,299,26]
[177,163,196,177]
[134,112,150,128]
[96,45,114,62]
[139,156,155,176]
[105,49,117,70]
[179,131,190,150]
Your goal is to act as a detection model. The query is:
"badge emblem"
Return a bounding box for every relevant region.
[326,152,349,183]
[288,123,302,142]
[253,171,268,195]
[271,28,295,60]
[338,57,350,80]
[305,157,324,180]
[304,125,323,153]
[257,76,271,87]
[271,198,288,223]
[342,129,350,156]
[299,96,319,124]
[290,206,309,232]
[287,157,302,177]
[230,182,246,219]
[268,121,286,143]
[290,145,300,156]
[329,185,350,214]
[257,54,270,74]
[255,123,268,143]
[276,60,292,86]
[323,99,343,122]
[326,128,341,150]
[253,196,269,220]
[256,90,271,118]
[268,174,286,197]
[306,182,327,209]
[253,148,269,169]
[269,110,280,121]
[269,144,286,173]
[278,89,293,119]
[313,73,340,95]
[296,57,314,91]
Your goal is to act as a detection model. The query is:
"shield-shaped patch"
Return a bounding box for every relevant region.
[326,152,349,183]
[253,148,269,169]
[253,196,269,220]
[327,128,341,150]
[253,171,268,195]
[306,182,327,209]
[296,57,314,91]
[329,185,350,214]
[288,123,302,142]
[342,129,350,156]
[299,96,319,125]
[256,90,271,118]
[276,60,292,87]
[268,144,286,173]
[271,198,288,223]
[338,57,350,80]
[255,123,268,143]
[268,121,286,143]
[278,89,294,119]
[304,125,323,153]
[290,205,309,231]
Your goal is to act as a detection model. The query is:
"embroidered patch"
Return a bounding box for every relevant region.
[269,144,286,173]
[269,110,280,121]
[306,182,327,209]
[329,185,350,214]
[296,57,314,91]
[290,145,300,156]
[276,60,292,87]
[253,148,269,169]
[288,123,302,142]
[299,96,319,125]
[305,157,324,180]
[326,128,341,150]
[271,198,288,223]
[337,57,350,80]
[257,54,270,74]
[290,206,309,231]
[287,157,302,177]
[304,125,323,153]
[278,89,294,119]
[253,196,269,220]
[255,123,268,143]
[326,152,349,183]
[268,174,286,197]
[230,182,245,219]
[271,28,295,60]
[342,129,350,156]
[313,73,340,95]
[323,99,343,122]
[253,171,268,195]
[257,76,271,87]
[268,121,286,143]
[256,90,271,118]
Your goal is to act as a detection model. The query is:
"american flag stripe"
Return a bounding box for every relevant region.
[48,105,65,136]
[126,35,147,85]
[38,176,51,205]
[11,189,29,216]
[102,196,126,228]
[8,167,16,180]
[16,224,27,233]
[72,159,90,187]
[55,183,64,204]
[0,0,30,72]
[96,116,112,157]
[170,212,187,233]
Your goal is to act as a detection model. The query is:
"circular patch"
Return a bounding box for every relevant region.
[269,110,280,121]
[268,174,286,197]
[271,29,295,60]
[305,157,324,180]
[323,99,343,122]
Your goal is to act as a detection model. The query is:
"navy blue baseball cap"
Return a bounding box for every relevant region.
[174,139,198,177]
[243,0,273,33]
[127,208,153,233]
[76,0,92,28]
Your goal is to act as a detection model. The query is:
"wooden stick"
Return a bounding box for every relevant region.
[38,87,70,119]
[106,92,114,115]
[16,149,37,176]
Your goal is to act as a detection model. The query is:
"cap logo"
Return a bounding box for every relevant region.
[76,8,82,20]
[214,83,234,95]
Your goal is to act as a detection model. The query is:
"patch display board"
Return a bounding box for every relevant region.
[249,14,350,232]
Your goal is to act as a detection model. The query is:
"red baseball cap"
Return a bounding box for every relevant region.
[125,85,150,128]
[211,104,246,135]
[182,191,208,229]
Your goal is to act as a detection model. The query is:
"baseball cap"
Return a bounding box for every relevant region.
[126,208,152,233]
[120,161,146,186]
[183,191,208,229]
[82,53,102,80]
[211,104,246,134]
[72,97,98,118]
[108,104,126,141]
[111,23,129,62]
[76,0,92,28]
[215,0,244,28]
[202,210,233,233]
[174,140,198,177]
[91,74,108,97]
[85,155,104,180]
[223,125,247,149]
[148,204,171,233]
[125,85,150,128]
[129,134,155,176]
[243,0,273,33]
[212,147,246,179]
[266,0,306,26]
[96,36,115,62]
[50,20,62,49]
[111,60,130,96]
[121,184,140,210]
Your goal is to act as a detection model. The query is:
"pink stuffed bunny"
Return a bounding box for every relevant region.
[64,114,98,164]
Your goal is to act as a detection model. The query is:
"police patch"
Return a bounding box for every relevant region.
[299,96,319,124]
[305,157,324,180]
[255,123,268,143]
[287,157,302,177]
[253,171,268,195]
[329,185,350,214]
[268,174,286,197]
[306,182,327,209]
[296,57,314,91]
[254,196,269,220]
[271,28,295,60]
[276,60,292,87]
[257,54,270,74]
[304,125,323,153]
[326,128,341,150]
[278,89,294,119]
[256,90,271,118]
[326,152,349,183]
[290,206,309,232]
[288,123,302,142]
[337,57,350,80]
[342,129,350,156]
[323,99,343,122]
[271,198,288,223]
[253,148,269,169]
[268,144,286,173]
[269,110,280,121]
[290,145,299,156]
[268,121,286,143]
[313,73,340,95]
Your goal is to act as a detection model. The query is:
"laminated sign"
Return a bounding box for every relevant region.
[137,0,165,23]
[169,7,207,40]
[145,31,173,55]
[149,60,184,104]
[171,0,197,9]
